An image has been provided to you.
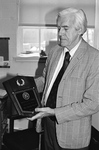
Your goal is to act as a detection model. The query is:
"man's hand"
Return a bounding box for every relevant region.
[27,107,55,121]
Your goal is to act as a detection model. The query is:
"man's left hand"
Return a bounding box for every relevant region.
[27,107,55,121]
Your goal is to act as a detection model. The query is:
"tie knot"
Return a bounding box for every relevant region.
[65,51,71,61]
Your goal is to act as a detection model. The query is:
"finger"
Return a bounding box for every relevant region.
[35,107,49,112]
[35,107,55,116]
[27,112,44,121]
[35,108,43,112]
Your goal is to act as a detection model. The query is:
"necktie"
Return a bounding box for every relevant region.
[46,51,70,108]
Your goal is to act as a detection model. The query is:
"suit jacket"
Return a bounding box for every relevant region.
[35,39,99,149]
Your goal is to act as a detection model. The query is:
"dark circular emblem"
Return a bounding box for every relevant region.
[22,92,30,100]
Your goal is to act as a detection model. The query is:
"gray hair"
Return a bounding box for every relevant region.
[57,7,87,35]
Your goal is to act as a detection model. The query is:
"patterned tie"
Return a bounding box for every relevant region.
[46,51,71,108]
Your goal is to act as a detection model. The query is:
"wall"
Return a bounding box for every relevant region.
[92,0,99,131]
[0,0,99,130]
[0,0,46,87]
[19,0,95,26]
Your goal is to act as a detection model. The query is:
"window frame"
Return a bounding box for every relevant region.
[16,25,95,61]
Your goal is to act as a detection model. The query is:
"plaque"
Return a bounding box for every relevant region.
[3,75,41,117]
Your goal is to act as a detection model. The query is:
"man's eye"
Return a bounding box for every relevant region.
[64,27,68,31]
[58,27,68,31]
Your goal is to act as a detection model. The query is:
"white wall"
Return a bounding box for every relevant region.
[19,0,95,26]
[92,0,99,131]
[0,0,43,81]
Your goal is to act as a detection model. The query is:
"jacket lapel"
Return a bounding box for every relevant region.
[61,39,87,81]
[42,46,63,102]
[47,47,63,86]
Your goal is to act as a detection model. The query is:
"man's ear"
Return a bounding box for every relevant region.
[77,28,81,34]
[78,27,83,35]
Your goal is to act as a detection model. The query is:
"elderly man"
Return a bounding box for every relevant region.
[28,7,99,150]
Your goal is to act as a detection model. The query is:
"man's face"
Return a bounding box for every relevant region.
[57,14,80,50]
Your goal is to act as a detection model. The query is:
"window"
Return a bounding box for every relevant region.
[17,26,94,58]
[17,26,57,58]
[83,28,95,47]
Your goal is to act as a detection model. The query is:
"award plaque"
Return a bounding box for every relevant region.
[3,75,41,117]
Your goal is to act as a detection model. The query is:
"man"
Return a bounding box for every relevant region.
[28,8,99,150]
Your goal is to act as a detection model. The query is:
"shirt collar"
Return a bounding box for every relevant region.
[64,39,82,58]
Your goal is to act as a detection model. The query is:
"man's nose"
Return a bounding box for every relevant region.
[59,27,64,36]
